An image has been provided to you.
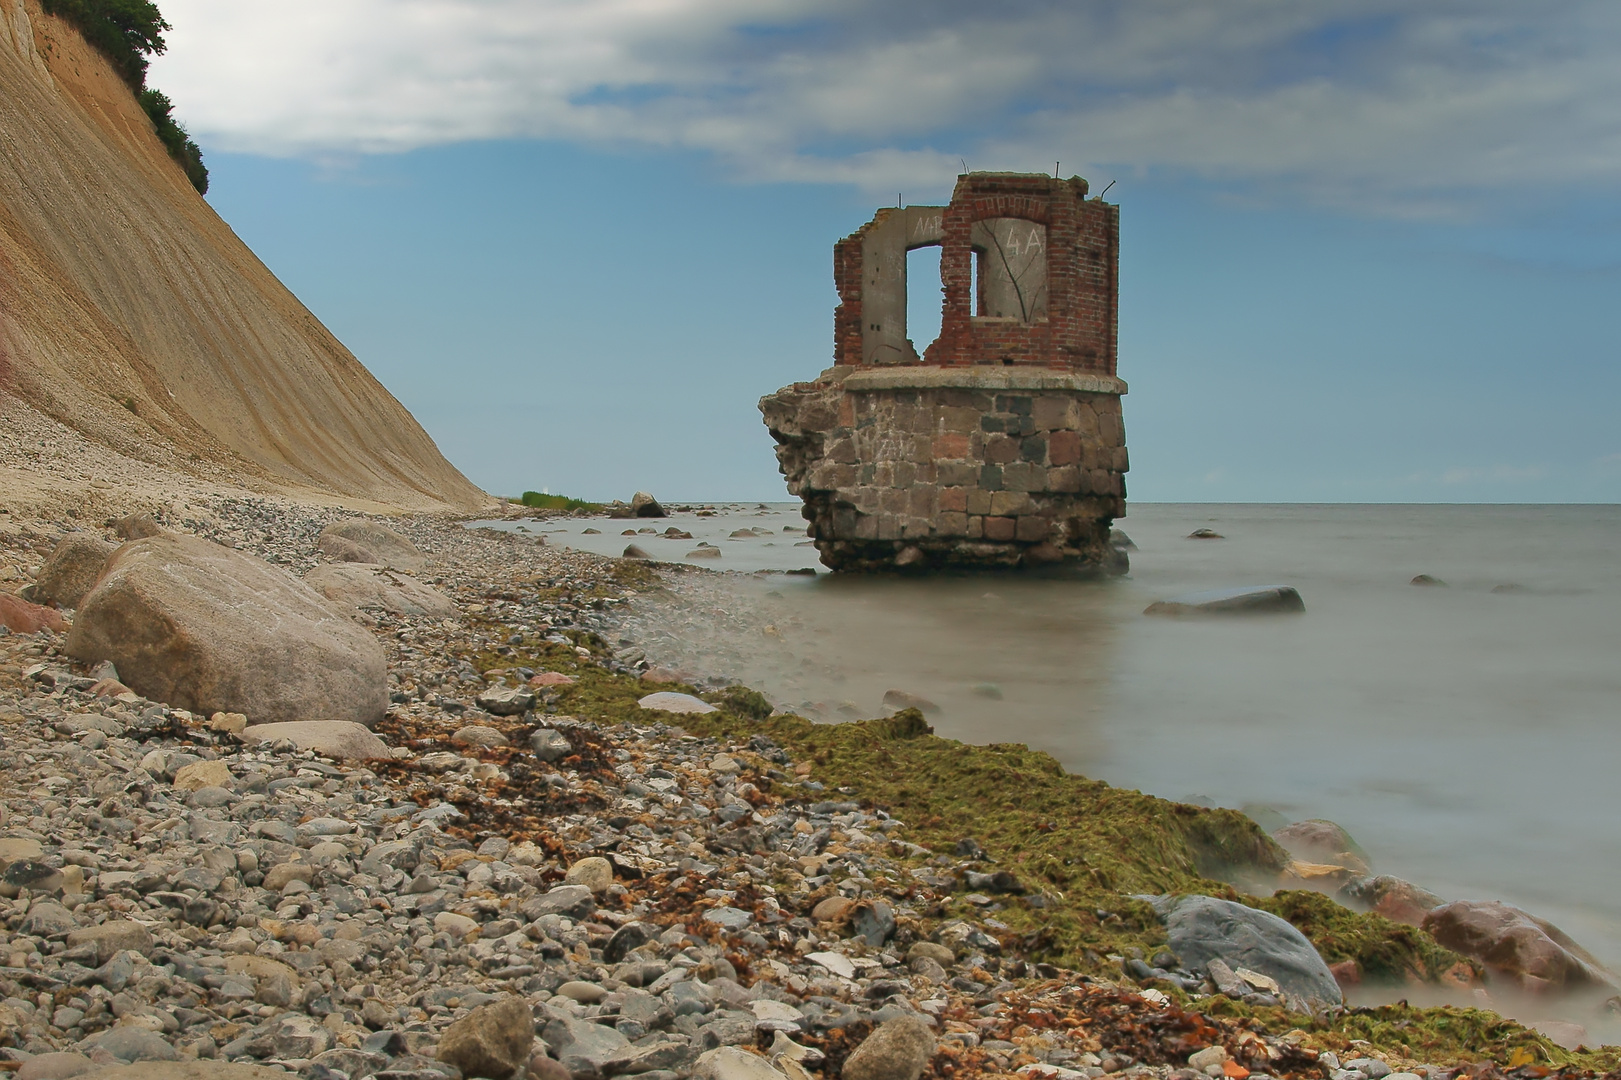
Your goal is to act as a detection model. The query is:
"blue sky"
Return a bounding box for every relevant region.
[152,1,1621,502]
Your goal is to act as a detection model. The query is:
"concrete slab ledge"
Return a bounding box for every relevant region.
[839,367,1127,395]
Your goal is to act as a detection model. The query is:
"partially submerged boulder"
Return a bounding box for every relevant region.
[34,534,116,608]
[304,563,457,618]
[316,520,426,572]
[1272,819,1370,873]
[1340,875,1444,927]
[66,533,387,727]
[1154,894,1343,1011]
[631,491,666,518]
[1144,585,1304,616]
[1422,900,1613,991]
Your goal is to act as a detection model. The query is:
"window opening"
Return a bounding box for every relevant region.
[905,245,944,359]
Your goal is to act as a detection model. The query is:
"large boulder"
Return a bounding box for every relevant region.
[1154,894,1343,1010]
[35,534,116,608]
[317,520,426,571]
[304,563,457,618]
[65,533,387,727]
[437,995,534,1078]
[1423,900,1613,991]
[631,492,666,518]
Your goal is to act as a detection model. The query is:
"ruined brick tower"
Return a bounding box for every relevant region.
[760,172,1128,572]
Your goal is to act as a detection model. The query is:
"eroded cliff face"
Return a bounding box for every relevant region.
[0,0,489,512]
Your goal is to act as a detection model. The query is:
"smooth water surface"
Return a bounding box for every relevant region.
[484,503,1621,1013]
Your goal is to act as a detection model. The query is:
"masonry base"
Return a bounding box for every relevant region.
[760,367,1129,574]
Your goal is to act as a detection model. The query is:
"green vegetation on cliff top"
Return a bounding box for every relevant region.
[41,0,208,193]
[462,624,1612,1069]
[518,492,602,513]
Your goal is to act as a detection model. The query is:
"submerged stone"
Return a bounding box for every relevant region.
[1143,585,1304,616]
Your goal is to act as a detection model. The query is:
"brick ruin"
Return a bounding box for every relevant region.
[760,172,1129,572]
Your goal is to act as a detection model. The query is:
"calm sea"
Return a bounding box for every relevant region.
[482,502,1621,1025]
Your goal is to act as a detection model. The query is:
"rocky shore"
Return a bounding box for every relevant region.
[0,500,1615,1080]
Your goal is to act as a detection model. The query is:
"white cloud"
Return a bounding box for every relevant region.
[148,0,1621,208]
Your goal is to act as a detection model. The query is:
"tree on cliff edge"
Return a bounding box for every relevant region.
[42,0,209,194]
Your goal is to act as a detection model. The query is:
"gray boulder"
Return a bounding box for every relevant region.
[66,533,387,727]
[1144,585,1305,616]
[304,563,457,618]
[476,685,536,716]
[530,728,573,762]
[1154,894,1342,1010]
[521,885,595,920]
[317,520,427,572]
[691,1046,787,1080]
[35,534,115,608]
[541,1007,630,1079]
[76,1027,178,1063]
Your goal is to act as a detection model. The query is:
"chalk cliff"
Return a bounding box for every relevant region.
[0,0,488,511]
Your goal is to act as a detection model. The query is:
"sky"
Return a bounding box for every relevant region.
[149,0,1621,503]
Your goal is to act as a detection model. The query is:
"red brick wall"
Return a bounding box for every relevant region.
[833,174,1118,375]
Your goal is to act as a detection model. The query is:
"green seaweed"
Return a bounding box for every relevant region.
[1249,890,1473,983]
[441,647,1613,1066]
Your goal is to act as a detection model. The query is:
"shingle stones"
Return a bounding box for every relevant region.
[66,532,387,727]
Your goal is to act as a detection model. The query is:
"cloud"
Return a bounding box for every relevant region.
[149,0,1621,209]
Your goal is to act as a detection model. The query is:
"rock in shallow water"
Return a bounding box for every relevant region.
[1143,585,1304,616]
[1422,900,1613,991]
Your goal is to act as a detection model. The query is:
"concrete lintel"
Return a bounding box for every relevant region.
[840,367,1127,396]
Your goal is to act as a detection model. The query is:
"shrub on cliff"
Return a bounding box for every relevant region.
[519,491,601,512]
[42,0,208,193]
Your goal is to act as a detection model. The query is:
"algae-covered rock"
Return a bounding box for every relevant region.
[1154,894,1343,1010]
